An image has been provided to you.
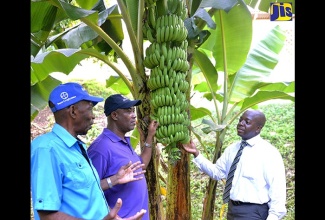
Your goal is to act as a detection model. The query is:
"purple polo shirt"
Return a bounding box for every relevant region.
[87,128,149,220]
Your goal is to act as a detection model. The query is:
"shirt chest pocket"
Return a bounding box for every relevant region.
[64,160,94,189]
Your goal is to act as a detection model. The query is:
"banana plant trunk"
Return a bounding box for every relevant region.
[166,145,191,220]
[146,149,164,220]
[202,136,224,219]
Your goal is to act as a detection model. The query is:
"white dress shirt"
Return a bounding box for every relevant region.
[192,134,287,219]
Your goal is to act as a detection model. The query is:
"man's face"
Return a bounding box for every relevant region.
[72,100,96,135]
[236,111,260,140]
[114,107,137,133]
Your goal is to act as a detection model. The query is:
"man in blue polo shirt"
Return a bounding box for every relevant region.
[88,94,159,220]
[31,82,147,220]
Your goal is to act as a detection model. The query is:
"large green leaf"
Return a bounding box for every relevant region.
[228,25,287,102]
[240,90,295,111]
[31,49,91,85]
[60,5,122,49]
[189,105,213,121]
[31,48,115,85]
[105,75,131,95]
[200,2,252,75]
[31,76,61,120]
[192,49,219,91]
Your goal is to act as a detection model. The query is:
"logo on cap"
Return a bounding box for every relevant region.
[60,92,69,100]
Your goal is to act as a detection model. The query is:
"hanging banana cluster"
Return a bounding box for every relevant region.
[143,0,190,147]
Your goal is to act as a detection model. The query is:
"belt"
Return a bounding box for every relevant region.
[230,200,250,206]
[230,200,267,206]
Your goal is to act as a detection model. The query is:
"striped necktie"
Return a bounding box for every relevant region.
[222,140,248,204]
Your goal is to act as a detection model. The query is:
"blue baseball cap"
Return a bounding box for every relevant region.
[104,94,141,116]
[49,82,104,113]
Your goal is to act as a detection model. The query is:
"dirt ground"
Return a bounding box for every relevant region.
[31,107,54,140]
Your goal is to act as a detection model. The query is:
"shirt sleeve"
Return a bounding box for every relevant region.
[31,147,62,211]
[193,153,227,181]
[265,149,287,219]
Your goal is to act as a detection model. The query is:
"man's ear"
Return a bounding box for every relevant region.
[110,111,118,120]
[68,105,78,118]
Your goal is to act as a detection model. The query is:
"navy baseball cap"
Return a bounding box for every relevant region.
[49,82,104,113]
[104,94,142,116]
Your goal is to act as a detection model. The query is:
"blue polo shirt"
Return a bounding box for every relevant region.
[87,128,149,220]
[31,123,109,220]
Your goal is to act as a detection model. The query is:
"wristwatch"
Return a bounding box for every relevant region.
[144,142,152,148]
[106,177,113,188]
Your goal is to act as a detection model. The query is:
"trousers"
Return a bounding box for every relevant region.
[227,200,269,220]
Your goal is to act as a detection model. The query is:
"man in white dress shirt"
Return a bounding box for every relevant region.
[182,109,287,220]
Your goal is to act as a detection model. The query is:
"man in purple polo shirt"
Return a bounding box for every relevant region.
[88,94,158,220]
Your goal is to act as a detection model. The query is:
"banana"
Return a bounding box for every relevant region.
[149,6,156,29]
[156,16,162,29]
[152,53,159,66]
[172,24,179,42]
[171,47,176,60]
[159,55,165,70]
[167,114,171,124]
[167,59,172,70]
[147,29,155,43]
[169,25,175,41]
[161,95,166,105]
[168,15,173,27]
[176,47,181,59]
[160,15,165,27]
[164,26,170,42]
[156,75,161,88]
[171,59,178,70]
[163,115,167,125]
[157,95,162,106]
[143,57,150,69]
[162,42,168,58]
[163,66,168,77]
[162,106,166,115]
[155,49,160,62]
[157,106,162,116]
[160,26,165,43]
[171,113,175,123]
[164,74,169,87]
[152,77,158,90]
[156,27,161,43]
[168,94,172,105]
[164,15,169,26]
[178,79,183,91]
[157,67,163,78]
[175,113,179,123]
[168,77,174,90]
[160,73,165,87]
[172,69,177,79]
[171,93,176,105]
[151,96,158,108]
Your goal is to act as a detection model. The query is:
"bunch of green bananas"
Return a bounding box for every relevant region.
[143,0,190,147]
